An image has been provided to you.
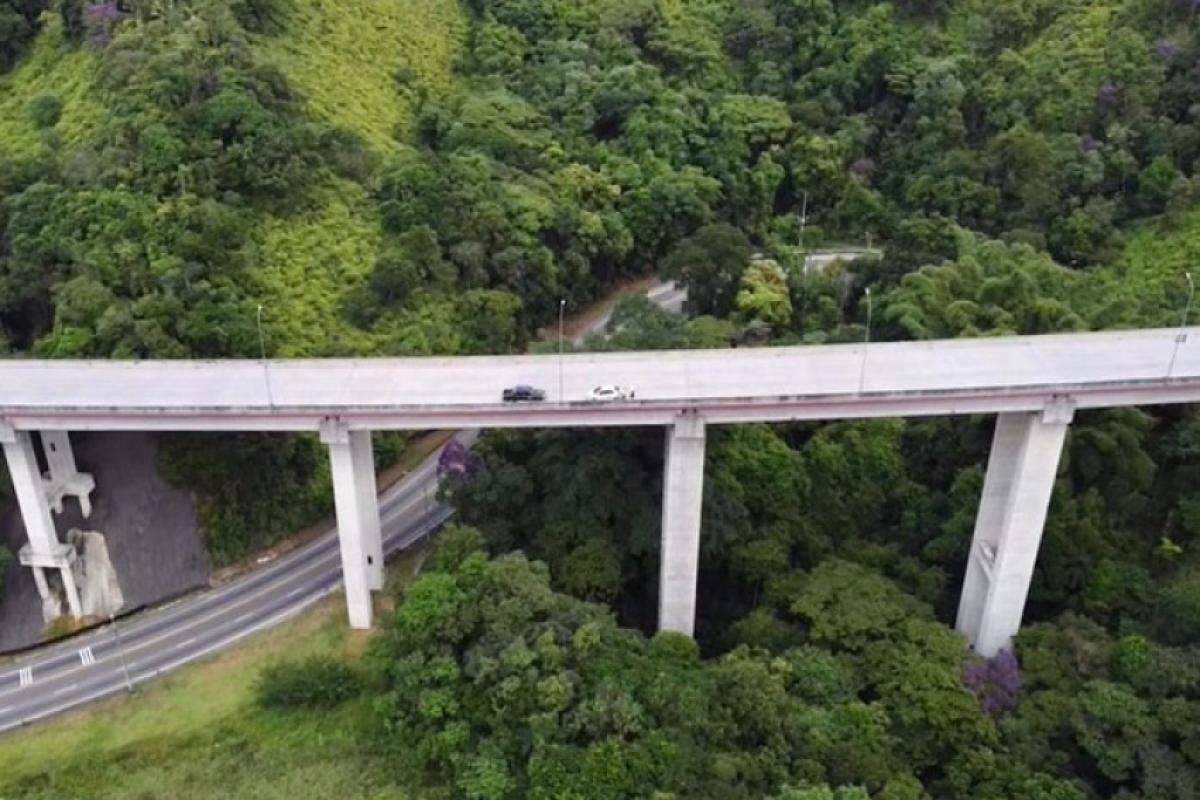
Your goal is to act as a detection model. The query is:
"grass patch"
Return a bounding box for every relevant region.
[1104,208,1200,292]
[247,0,468,356]
[0,546,431,799]
[0,15,105,159]
[251,179,383,357]
[254,0,467,152]
[1080,207,1200,327]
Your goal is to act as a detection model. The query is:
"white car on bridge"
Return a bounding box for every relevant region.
[588,385,635,402]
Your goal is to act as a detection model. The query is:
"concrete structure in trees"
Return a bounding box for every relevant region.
[1,327,1199,653]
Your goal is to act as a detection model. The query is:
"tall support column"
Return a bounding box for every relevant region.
[956,401,1073,657]
[320,419,380,629]
[1,426,82,618]
[658,412,706,637]
[349,430,384,591]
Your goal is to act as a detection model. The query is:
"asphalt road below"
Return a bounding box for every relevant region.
[0,446,454,734]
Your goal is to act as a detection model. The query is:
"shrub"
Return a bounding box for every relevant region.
[159,433,332,566]
[1158,567,1200,645]
[26,94,62,129]
[425,523,487,573]
[256,655,362,710]
[0,0,47,69]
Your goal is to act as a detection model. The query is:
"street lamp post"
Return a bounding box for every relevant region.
[798,191,808,252]
[798,192,811,322]
[858,287,872,394]
[256,304,275,407]
[109,612,134,694]
[558,299,566,403]
[256,304,267,360]
[1168,272,1194,378]
[865,286,873,343]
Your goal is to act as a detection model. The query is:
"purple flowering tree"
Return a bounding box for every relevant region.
[436,439,483,487]
[1096,82,1121,113]
[849,158,876,179]
[85,2,122,48]
[1154,38,1181,62]
[963,649,1021,717]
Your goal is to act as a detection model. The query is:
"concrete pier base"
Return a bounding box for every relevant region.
[321,420,382,629]
[956,403,1073,656]
[19,544,78,622]
[658,413,706,637]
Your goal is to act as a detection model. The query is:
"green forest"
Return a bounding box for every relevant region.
[3,0,1200,796]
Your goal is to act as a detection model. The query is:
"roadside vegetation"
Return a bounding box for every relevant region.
[0,546,431,799]
[0,591,380,799]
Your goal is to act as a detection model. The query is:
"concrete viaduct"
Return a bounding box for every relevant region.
[3,326,1199,657]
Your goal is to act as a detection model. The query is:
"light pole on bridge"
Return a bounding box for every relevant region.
[1168,272,1194,378]
[558,299,566,403]
[857,287,872,394]
[256,304,275,408]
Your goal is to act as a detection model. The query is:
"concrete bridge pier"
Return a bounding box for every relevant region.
[658,412,706,637]
[0,426,83,620]
[320,420,384,629]
[956,401,1074,657]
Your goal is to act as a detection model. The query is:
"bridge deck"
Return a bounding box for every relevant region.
[1,327,1198,430]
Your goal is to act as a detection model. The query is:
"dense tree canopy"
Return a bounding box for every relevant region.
[3,0,1200,795]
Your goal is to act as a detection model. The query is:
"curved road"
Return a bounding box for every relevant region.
[0,448,453,733]
[0,282,685,733]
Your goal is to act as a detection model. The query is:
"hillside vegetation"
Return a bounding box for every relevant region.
[255,0,465,150]
[0,17,102,158]
[2,0,1200,797]
[0,0,466,561]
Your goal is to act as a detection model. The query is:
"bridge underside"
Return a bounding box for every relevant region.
[0,401,1081,657]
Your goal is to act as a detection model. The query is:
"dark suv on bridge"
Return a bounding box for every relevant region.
[502,385,546,402]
